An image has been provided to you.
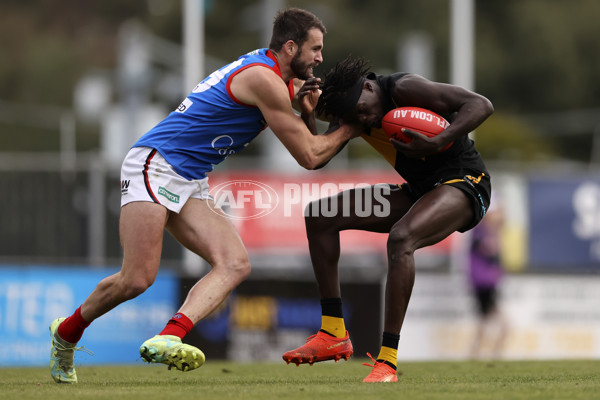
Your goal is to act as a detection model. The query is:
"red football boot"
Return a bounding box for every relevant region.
[282,330,353,366]
[362,352,398,382]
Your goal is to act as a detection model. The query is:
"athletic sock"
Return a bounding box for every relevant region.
[376,331,400,370]
[56,306,91,344]
[159,313,194,339]
[319,298,346,339]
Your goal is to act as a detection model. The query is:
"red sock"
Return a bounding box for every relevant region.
[57,306,91,344]
[159,313,194,339]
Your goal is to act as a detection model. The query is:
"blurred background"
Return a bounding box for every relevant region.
[1,0,599,367]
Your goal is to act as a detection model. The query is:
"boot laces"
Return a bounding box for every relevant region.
[362,352,378,368]
[54,340,94,369]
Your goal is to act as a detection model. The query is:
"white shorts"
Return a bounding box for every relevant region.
[120,147,212,213]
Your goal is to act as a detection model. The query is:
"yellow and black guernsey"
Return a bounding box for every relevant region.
[363,72,491,230]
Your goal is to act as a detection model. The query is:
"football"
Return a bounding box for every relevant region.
[382,107,451,150]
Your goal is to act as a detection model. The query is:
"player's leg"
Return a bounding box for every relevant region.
[84,202,168,319]
[283,185,413,365]
[490,305,509,360]
[50,201,168,383]
[473,286,508,360]
[469,287,490,359]
[166,198,251,322]
[306,184,412,299]
[385,184,472,332]
[140,197,250,371]
[364,184,473,382]
[310,185,411,336]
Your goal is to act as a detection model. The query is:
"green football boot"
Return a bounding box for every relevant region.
[140,335,205,372]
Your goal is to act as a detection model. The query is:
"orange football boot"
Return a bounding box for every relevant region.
[362,352,398,382]
[283,330,353,366]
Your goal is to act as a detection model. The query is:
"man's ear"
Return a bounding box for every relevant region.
[364,81,374,92]
[285,40,297,56]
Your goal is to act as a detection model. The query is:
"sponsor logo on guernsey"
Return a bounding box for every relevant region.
[175,97,193,113]
[121,180,130,195]
[211,135,237,156]
[158,186,180,203]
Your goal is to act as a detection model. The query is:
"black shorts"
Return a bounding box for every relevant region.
[474,286,498,316]
[401,171,491,232]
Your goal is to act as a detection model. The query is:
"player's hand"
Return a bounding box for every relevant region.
[390,128,442,158]
[324,117,362,139]
[297,77,321,115]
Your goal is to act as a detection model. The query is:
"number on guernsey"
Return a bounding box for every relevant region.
[193,59,244,93]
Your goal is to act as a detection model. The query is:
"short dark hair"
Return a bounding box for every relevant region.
[269,8,326,50]
[316,55,371,119]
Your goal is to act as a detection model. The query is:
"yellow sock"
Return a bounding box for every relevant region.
[377,346,398,368]
[321,315,346,338]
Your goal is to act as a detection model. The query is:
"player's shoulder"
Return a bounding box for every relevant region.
[235,63,284,88]
[392,73,429,88]
[390,73,436,102]
[238,48,278,69]
[230,63,289,107]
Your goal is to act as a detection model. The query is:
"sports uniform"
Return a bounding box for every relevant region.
[360,72,491,231]
[121,48,295,212]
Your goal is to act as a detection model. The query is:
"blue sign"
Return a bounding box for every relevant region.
[183,278,380,360]
[529,178,600,270]
[0,266,178,367]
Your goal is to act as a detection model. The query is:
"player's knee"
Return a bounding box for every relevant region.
[304,199,335,233]
[233,257,251,281]
[387,226,415,256]
[121,275,155,299]
[215,253,251,283]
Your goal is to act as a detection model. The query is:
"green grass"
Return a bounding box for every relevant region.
[3,359,599,400]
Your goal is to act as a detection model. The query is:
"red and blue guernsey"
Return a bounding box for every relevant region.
[133,48,295,180]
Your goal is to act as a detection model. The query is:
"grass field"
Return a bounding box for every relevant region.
[3,359,599,400]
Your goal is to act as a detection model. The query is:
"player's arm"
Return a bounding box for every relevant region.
[312,118,349,169]
[231,67,359,170]
[393,74,494,150]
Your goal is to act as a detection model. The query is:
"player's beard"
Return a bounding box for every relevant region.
[291,49,316,80]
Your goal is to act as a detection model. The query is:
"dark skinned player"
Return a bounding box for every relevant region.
[283,56,493,382]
